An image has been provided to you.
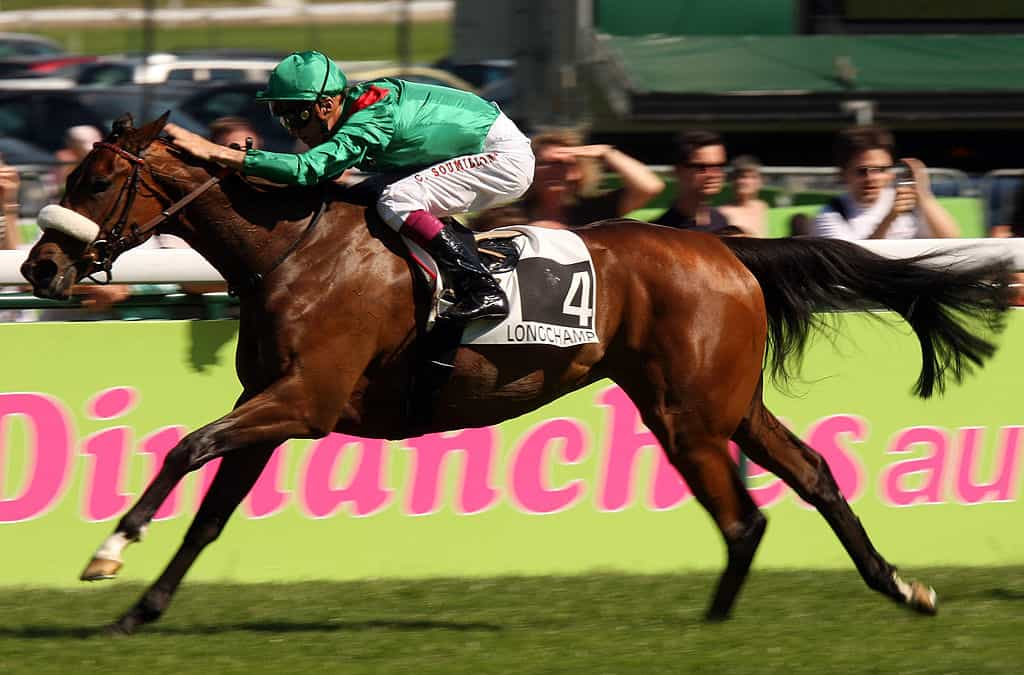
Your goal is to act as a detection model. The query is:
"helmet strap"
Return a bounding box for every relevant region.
[314,53,335,138]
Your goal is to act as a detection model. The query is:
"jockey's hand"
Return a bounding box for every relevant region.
[165,123,248,171]
[164,123,218,162]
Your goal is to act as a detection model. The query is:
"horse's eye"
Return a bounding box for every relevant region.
[91,178,111,194]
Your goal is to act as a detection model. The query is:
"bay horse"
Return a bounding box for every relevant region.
[21,113,1011,635]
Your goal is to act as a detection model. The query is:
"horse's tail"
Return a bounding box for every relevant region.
[720,236,1014,398]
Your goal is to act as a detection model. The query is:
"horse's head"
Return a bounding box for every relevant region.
[21,112,172,299]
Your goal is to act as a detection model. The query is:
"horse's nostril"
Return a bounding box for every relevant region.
[31,259,59,287]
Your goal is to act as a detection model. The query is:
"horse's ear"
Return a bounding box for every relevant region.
[111,113,134,139]
[138,111,171,146]
[124,111,172,154]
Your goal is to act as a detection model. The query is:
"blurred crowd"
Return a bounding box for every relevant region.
[4,110,1023,319]
[472,124,964,241]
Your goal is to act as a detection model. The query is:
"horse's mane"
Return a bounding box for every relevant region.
[147,135,370,234]
[152,137,281,194]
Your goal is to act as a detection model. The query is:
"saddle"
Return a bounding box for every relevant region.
[327,178,523,434]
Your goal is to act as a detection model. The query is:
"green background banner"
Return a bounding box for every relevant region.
[1,312,1022,587]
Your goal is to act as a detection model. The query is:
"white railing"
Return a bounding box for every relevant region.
[2,238,1024,286]
[0,249,221,285]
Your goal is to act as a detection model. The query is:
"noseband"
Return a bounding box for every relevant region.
[79,140,228,283]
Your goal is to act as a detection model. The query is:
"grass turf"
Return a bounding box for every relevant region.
[34,21,451,61]
[1,568,1023,674]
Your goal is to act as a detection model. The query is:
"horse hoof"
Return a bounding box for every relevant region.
[908,581,938,615]
[80,557,122,581]
[892,572,937,615]
[101,620,134,638]
[704,607,732,623]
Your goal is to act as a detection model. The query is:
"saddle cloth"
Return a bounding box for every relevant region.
[403,225,600,348]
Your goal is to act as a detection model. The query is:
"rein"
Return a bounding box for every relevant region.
[228,195,327,297]
[83,140,326,295]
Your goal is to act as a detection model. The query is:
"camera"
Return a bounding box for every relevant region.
[892,165,915,189]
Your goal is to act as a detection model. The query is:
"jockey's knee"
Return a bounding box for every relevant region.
[511,160,534,200]
[376,191,407,232]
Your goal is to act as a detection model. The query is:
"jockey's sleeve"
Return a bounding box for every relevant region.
[241,103,396,186]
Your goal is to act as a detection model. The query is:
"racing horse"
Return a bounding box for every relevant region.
[21,113,1012,634]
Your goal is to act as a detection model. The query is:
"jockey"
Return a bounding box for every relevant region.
[164,50,535,322]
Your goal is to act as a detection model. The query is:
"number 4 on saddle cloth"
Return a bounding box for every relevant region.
[404,224,600,346]
[402,224,600,431]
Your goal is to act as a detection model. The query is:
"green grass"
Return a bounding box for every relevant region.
[34,21,450,60]
[2,568,1024,674]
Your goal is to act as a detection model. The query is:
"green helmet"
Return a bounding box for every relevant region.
[256,50,347,102]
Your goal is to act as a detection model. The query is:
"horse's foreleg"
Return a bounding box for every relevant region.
[731,386,937,615]
[107,445,276,635]
[82,378,329,582]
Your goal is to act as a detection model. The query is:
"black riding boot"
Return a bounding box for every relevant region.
[425,225,509,322]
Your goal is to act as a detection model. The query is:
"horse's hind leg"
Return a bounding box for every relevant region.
[107,445,275,635]
[633,403,766,620]
[732,379,937,615]
[671,436,767,621]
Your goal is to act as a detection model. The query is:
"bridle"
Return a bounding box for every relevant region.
[80,140,228,283]
[77,138,326,296]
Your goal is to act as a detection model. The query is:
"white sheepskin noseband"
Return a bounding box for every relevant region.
[37,204,101,243]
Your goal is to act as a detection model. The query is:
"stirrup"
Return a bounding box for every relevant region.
[441,290,509,322]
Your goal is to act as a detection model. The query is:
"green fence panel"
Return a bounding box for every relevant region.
[765,205,822,237]
[937,197,985,238]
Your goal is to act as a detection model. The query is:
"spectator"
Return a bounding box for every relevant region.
[473,128,664,230]
[0,154,19,252]
[990,180,1024,239]
[718,155,768,237]
[54,125,103,190]
[653,130,734,234]
[0,154,27,322]
[39,234,186,321]
[812,125,958,240]
[988,181,1024,305]
[176,118,259,296]
[209,116,260,150]
[788,212,813,238]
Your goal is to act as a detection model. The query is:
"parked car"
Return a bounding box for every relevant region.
[0,85,206,153]
[0,32,96,80]
[433,57,514,90]
[0,136,52,165]
[176,82,293,152]
[77,54,280,87]
[0,32,64,59]
[178,66,480,153]
[348,65,477,93]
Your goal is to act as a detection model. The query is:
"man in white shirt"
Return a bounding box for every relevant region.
[812,125,959,240]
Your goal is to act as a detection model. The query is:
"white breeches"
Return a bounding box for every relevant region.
[376,112,534,231]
